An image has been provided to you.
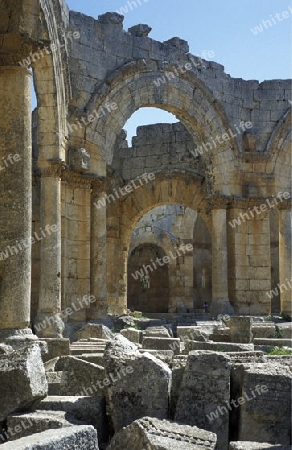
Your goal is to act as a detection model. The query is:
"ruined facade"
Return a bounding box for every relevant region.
[0,0,291,342]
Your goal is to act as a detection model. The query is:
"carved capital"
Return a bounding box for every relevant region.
[208,196,231,210]
[40,161,66,178]
[277,200,292,211]
[62,170,93,190]
[91,178,106,202]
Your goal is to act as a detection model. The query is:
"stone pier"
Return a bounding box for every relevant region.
[88,182,108,319]
[279,207,292,317]
[211,205,234,316]
[0,66,33,339]
[34,165,65,338]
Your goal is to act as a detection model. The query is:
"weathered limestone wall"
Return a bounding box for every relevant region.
[68,11,290,157]
[112,122,206,181]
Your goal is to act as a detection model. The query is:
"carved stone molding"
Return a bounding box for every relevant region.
[230,197,291,211]
[62,170,93,190]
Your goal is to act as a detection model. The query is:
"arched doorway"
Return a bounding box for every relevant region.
[127,244,169,313]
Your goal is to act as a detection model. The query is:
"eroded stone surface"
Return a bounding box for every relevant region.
[0,425,99,449]
[0,343,47,421]
[107,416,217,450]
[175,351,231,450]
[104,335,171,432]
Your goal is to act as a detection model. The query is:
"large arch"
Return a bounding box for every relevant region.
[106,170,210,314]
[76,60,241,195]
[265,109,292,192]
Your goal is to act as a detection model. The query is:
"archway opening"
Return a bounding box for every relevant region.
[123,107,178,145]
[128,243,169,313]
[126,204,198,314]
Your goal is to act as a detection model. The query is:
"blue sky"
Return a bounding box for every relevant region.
[65,0,291,143]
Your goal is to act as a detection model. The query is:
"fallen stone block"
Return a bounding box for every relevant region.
[104,335,171,432]
[0,343,48,421]
[143,326,171,338]
[120,327,142,343]
[276,323,292,339]
[38,395,108,445]
[175,350,231,450]
[210,327,231,342]
[231,362,292,445]
[139,349,174,365]
[227,317,253,343]
[58,356,105,396]
[265,355,292,367]
[142,337,181,355]
[74,323,113,341]
[176,326,208,342]
[229,442,289,449]
[252,324,276,339]
[253,338,292,347]
[0,425,98,449]
[6,410,85,441]
[226,351,266,364]
[107,416,217,450]
[185,340,254,353]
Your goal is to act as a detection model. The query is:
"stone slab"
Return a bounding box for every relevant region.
[0,425,98,449]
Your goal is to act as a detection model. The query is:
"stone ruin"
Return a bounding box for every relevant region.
[0,0,291,448]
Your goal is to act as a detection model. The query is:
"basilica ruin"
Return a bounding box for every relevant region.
[0,1,291,449]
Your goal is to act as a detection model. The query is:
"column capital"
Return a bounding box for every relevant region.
[91,177,106,200]
[208,196,230,210]
[62,170,95,190]
[40,160,66,178]
[277,200,292,211]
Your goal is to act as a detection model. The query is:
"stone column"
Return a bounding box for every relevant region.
[0,66,33,340]
[279,206,292,317]
[34,164,65,337]
[88,181,108,319]
[211,203,234,316]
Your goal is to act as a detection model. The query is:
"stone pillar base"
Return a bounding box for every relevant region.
[34,313,65,338]
[86,300,109,321]
[0,328,37,343]
[210,299,235,318]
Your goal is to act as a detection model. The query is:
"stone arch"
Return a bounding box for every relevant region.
[82,60,240,194]
[106,170,210,314]
[120,171,208,247]
[265,109,292,191]
[34,0,70,166]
